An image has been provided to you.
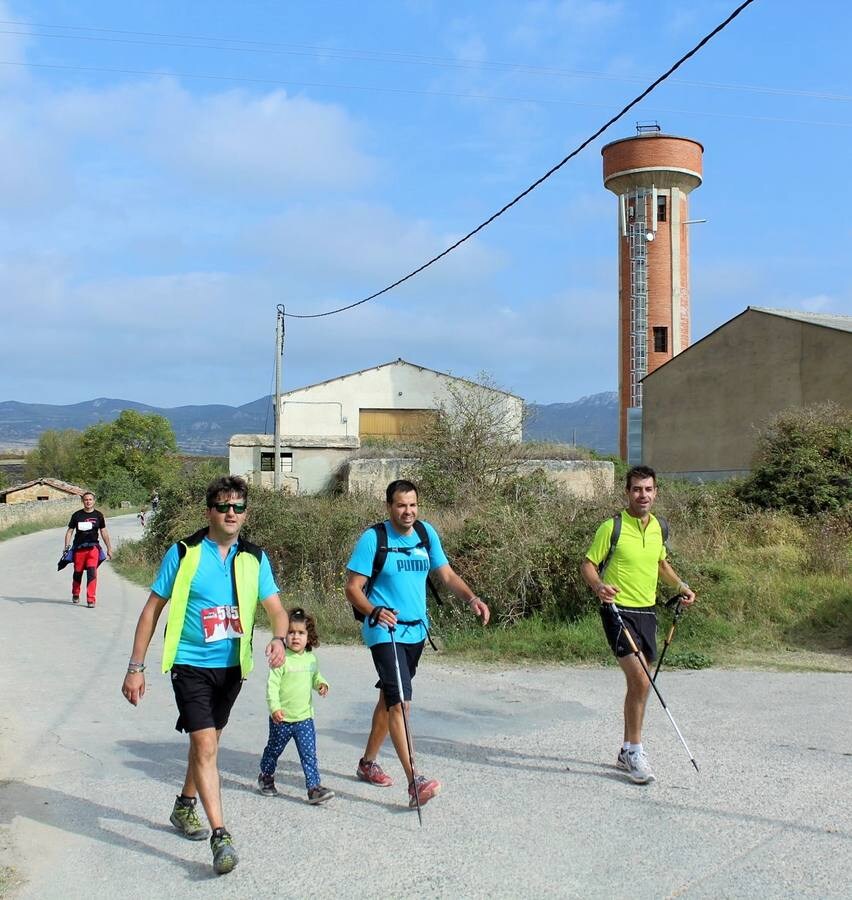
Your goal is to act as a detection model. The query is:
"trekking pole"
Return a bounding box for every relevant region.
[652,595,686,684]
[388,625,423,826]
[606,603,699,773]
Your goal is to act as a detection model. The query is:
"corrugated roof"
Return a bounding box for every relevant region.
[748,307,852,333]
[283,358,522,399]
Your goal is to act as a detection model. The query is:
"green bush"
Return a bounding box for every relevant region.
[737,402,852,515]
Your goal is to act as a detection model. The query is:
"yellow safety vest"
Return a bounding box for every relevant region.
[161,529,263,678]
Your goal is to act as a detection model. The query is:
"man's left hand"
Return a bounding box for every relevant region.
[265,638,285,668]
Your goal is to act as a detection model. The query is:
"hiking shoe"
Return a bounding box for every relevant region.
[71,594,80,604]
[257,773,278,796]
[356,758,393,787]
[210,828,238,876]
[307,785,335,804]
[616,748,629,770]
[169,795,210,840]
[624,749,656,784]
[408,775,441,808]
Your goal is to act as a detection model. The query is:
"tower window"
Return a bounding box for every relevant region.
[653,327,668,353]
[657,196,667,222]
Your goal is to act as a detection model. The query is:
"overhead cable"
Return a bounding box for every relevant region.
[284,0,757,320]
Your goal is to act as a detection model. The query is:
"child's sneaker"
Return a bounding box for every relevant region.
[86,600,96,608]
[71,594,80,604]
[356,757,393,787]
[257,773,278,796]
[210,828,238,876]
[169,795,210,840]
[408,775,441,808]
[307,785,335,804]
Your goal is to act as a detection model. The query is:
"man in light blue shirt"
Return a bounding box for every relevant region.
[345,479,490,810]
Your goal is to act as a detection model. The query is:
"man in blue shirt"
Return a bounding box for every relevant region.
[345,479,489,810]
[121,476,288,876]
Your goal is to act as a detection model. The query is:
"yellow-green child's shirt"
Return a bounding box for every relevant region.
[266,648,328,723]
[585,512,667,608]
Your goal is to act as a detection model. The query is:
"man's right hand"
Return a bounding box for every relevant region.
[122,672,145,705]
[371,607,398,629]
[596,583,620,603]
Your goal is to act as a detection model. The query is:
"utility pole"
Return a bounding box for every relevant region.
[273,305,285,490]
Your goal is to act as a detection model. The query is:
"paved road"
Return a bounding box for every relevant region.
[0,517,850,899]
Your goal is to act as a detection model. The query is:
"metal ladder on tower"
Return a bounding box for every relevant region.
[628,187,648,409]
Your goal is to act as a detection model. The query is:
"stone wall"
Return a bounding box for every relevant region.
[0,497,80,529]
[343,458,614,500]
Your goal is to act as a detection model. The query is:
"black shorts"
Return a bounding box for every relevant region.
[370,640,425,709]
[170,664,243,733]
[600,604,657,662]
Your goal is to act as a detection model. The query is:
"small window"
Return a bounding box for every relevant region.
[260,452,293,472]
[657,196,667,222]
[37,495,49,501]
[653,326,668,353]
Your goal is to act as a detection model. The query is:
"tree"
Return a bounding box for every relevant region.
[76,410,179,492]
[413,374,525,506]
[25,429,83,482]
[737,402,852,515]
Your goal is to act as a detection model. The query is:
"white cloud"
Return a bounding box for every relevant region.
[799,294,834,312]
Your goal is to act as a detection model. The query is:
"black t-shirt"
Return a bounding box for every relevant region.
[68,509,106,548]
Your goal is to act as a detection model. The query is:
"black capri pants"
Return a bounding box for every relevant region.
[370,640,425,709]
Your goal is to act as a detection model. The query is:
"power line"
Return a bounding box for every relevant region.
[1,58,847,131]
[284,0,757,320]
[1,17,847,103]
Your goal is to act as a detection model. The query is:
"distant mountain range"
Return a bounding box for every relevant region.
[0,392,618,456]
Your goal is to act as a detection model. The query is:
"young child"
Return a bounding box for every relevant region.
[257,608,334,804]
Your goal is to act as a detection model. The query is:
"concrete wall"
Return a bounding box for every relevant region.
[3,484,79,504]
[343,458,614,500]
[0,497,80,529]
[229,434,359,495]
[643,311,852,476]
[279,361,523,441]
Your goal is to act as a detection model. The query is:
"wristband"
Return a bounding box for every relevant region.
[272,636,286,643]
[127,663,145,674]
[678,581,690,593]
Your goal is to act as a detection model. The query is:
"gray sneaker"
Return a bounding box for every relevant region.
[624,749,656,784]
[169,795,210,840]
[210,828,238,876]
[257,773,278,796]
[307,785,335,804]
[616,748,629,771]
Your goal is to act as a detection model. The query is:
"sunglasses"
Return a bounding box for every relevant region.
[211,501,247,514]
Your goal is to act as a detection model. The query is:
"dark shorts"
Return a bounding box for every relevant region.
[170,664,243,733]
[600,604,657,662]
[370,640,425,709]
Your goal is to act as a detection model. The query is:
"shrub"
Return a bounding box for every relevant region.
[737,402,852,515]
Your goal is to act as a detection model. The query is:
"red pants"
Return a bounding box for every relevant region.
[72,546,100,604]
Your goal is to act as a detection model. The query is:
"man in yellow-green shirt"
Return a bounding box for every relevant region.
[581,465,696,784]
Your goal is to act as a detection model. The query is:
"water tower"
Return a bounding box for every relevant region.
[601,124,703,462]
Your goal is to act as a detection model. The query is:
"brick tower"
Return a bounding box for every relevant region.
[601,125,703,462]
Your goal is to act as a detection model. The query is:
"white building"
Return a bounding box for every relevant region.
[230,358,524,495]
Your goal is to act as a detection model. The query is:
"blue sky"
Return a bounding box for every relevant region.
[1,1,850,407]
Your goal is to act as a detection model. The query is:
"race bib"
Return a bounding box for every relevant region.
[201,605,244,643]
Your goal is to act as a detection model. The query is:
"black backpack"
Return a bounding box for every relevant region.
[597,512,669,577]
[352,520,443,623]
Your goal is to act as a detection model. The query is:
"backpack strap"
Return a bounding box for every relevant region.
[413,520,443,607]
[597,513,622,578]
[655,513,670,549]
